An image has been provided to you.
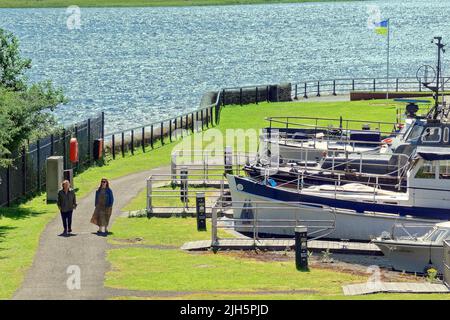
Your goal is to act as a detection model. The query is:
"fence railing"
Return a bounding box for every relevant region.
[291,76,450,99]
[103,95,222,160]
[0,113,104,207]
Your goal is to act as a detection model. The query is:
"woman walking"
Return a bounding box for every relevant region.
[57,180,77,236]
[90,178,114,234]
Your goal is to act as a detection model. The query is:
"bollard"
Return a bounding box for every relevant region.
[224,146,233,175]
[180,167,188,207]
[295,226,308,271]
[196,192,207,231]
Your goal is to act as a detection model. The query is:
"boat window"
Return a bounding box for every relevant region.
[421,127,441,143]
[444,127,450,143]
[439,160,450,179]
[406,125,424,142]
[415,161,436,179]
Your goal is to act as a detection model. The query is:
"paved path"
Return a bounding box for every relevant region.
[13,166,169,300]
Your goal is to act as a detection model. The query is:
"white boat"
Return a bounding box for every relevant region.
[226,145,450,241]
[372,222,450,274]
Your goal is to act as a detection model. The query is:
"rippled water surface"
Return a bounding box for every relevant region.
[1,0,450,132]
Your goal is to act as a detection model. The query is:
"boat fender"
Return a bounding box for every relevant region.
[267,178,277,187]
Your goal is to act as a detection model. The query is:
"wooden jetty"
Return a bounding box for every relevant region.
[181,238,381,255]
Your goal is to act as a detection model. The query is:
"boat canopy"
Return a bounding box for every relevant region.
[416,146,450,161]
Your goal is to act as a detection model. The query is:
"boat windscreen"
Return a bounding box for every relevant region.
[406,124,424,142]
[424,228,448,243]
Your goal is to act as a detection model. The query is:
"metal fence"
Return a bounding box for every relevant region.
[291,76,450,99]
[0,114,104,207]
[104,101,221,160]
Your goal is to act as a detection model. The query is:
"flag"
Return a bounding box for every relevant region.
[374,20,389,35]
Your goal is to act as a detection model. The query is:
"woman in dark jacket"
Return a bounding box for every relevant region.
[90,178,114,234]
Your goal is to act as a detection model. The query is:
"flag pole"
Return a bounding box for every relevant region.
[386,19,390,100]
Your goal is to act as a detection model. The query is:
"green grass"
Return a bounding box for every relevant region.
[111,292,450,300]
[0,0,358,9]
[0,141,174,299]
[106,215,450,300]
[0,98,437,299]
[109,216,230,247]
[106,247,363,294]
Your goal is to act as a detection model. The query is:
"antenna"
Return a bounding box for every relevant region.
[417,37,446,119]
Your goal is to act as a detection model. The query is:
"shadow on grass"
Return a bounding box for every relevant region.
[0,203,50,220]
[0,225,16,239]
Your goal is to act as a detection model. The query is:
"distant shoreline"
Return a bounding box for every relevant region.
[0,0,361,9]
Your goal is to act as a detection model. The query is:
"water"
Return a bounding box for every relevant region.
[1,0,450,133]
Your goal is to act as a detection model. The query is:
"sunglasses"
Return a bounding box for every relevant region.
[101,181,107,183]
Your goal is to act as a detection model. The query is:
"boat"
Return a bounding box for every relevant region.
[226,145,450,241]
[372,222,450,274]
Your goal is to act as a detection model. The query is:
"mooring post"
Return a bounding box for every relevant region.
[224,146,233,175]
[295,226,309,271]
[196,192,207,231]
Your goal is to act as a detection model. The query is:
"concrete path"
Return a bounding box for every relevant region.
[13,166,169,300]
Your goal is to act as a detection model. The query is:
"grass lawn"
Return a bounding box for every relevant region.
[105,247,363,294]
[0,0,359,9]
[105,217,450,300]
[109,216,230,247]
[0,98,439,299]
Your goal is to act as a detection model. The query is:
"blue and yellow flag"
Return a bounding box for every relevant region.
[374,20,389,36]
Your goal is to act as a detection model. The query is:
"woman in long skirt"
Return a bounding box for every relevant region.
[90,178,114,234]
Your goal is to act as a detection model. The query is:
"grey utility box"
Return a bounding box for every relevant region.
[46,156,64,202]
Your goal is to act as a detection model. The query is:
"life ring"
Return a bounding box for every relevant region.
[70,138,79,163]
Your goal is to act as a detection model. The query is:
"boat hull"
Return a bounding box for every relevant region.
[227,175,442,241]
[373,241,444,274]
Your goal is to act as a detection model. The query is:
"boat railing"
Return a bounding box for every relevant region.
[265,116,401,135]
[262,132,389,152]
[254,145,412,187]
